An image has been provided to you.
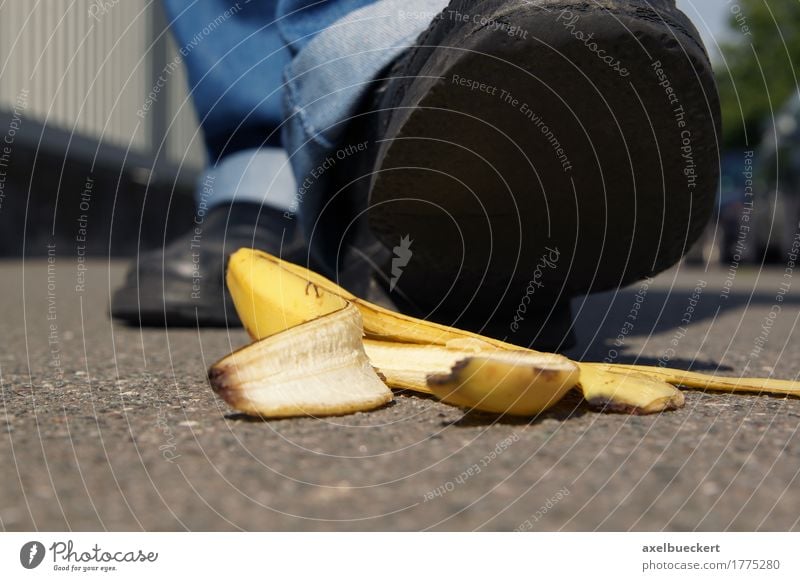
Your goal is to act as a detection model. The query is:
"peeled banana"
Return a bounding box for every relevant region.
[208,248,800,419]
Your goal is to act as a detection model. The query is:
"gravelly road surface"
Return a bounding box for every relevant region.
[1,257,798,531]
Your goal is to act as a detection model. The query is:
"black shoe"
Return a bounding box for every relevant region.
[111,202,305,326]
[338,0,720,351]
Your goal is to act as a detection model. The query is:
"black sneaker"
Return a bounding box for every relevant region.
[340,0,720,351]
[111,202,305,326]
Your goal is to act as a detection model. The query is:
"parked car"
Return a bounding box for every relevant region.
[684,150,747,265]
[717,149,756,264]
[750,91,800,263]
[708,92,800,266]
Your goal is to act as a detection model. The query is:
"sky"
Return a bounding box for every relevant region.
[676,0,735,62]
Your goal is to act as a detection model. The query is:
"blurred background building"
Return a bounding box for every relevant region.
[0,0,202,256]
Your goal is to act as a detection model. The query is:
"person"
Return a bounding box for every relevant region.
[111,0,720,351]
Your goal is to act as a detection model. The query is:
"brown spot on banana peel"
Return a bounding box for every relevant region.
[429,361,564,386]
[305,281,321,298]
[426,357,471,386]
[426,356,579,416]
[533,368,564,384]
[208,351,278,412]
[208,364,246,410]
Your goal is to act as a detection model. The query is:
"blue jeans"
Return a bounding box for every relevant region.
[162,0,449,217]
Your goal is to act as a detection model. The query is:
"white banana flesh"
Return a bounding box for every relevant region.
[209,305,392,418]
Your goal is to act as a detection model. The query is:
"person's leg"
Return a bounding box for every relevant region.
[164,0,304,212]
[112,0,441,325]
[112,0,305,325]
[278,0,721,350]
[274,0,450,289]
[114,0,721,350]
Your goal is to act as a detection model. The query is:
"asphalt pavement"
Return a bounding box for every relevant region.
[1,256,799,531]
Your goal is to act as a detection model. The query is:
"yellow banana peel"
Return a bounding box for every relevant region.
[208,248,799,419]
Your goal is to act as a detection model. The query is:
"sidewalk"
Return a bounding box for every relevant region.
[1,258,798,531]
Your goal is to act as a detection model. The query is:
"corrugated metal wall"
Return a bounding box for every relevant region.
[0,0,205,168]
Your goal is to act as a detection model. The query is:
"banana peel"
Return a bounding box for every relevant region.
[219,249,681,415]
[363,339,579,416]
[208,249,800,418]
[589,363,800,398]
[217,249,580,417]
[575,365,684,414]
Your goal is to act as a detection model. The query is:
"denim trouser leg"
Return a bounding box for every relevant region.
[277,0,449,229]
[162,0,296,211]
[164,0,447,218]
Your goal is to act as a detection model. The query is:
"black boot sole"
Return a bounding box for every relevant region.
[364,0,720,348]
[111,279,239,327]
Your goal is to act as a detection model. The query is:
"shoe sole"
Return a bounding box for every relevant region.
[366,0,720,333]
[111,284,240,327]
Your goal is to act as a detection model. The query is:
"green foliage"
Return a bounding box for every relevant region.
[715,0,800,148]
